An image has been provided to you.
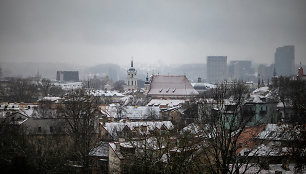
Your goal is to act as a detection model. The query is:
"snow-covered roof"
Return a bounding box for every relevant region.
[252,86,269,94]
[89,90,125,97]
[248,86,271,103]
[256,124,302,141]
[182,123,200,134]
[236,163,303,174]
[39,97,62,102]
[147,99,185,107]
[191,83,216,90]
[53,82,83,90]
[102,121,173,138]
[0,103,37,117]
[106,105,160,120]
[240,142,289,156]
[276,102,292,108]
[148,75,199,97]
[89,142,109,157]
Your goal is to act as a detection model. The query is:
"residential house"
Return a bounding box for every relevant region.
[99,121,174,141]
[105,105,161,121]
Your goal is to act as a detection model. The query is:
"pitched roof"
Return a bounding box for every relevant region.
[102,121,174,139]
[147,75,199,97]
[236,125,266,153]
[106,105,160,120]
[146,99,186,107]
[89,142,109,157]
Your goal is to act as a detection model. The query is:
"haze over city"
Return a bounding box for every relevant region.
[0,0,305,68]
[1,1,306,173]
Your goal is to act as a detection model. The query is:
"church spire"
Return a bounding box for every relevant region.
[131,58,133,68]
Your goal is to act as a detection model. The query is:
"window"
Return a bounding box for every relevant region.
[38,127,42,133]
[50,126,54,133]
[132,81,133,85]
[131,74,133,78]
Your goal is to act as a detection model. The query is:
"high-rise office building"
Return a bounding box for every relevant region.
[207,56,227,84]
[228,60,254,81]
[275,45,295,76]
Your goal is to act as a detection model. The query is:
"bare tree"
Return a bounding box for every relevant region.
[145,106,159,120]
[58,89,100,173]
[115,102,126,120]
[7,77,39,102]
[118,82,278,174]
[122,127,203,174]
[49,85,65,97]
[40,78,52,97]
[0,116,69,173]
[113,80,125,92]
[197,82,264,174]
[272,78,306,171]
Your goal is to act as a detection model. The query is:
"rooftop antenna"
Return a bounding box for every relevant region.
[131,57,134,67]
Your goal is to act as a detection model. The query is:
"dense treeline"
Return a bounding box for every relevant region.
[0,77,65,103]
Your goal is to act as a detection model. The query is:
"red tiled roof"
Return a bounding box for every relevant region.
[236,125,266,154]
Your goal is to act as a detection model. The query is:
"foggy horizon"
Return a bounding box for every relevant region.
[1,0,306,67]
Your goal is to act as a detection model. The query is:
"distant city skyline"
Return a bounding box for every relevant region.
[0,0,306,66]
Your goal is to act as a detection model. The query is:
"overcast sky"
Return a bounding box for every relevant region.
[0,0,305,66]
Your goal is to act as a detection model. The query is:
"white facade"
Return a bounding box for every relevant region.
[126,60,137,91]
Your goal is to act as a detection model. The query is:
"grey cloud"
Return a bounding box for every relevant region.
[0,0,305,66]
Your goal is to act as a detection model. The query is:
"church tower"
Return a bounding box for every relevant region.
[126,59,137,91]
